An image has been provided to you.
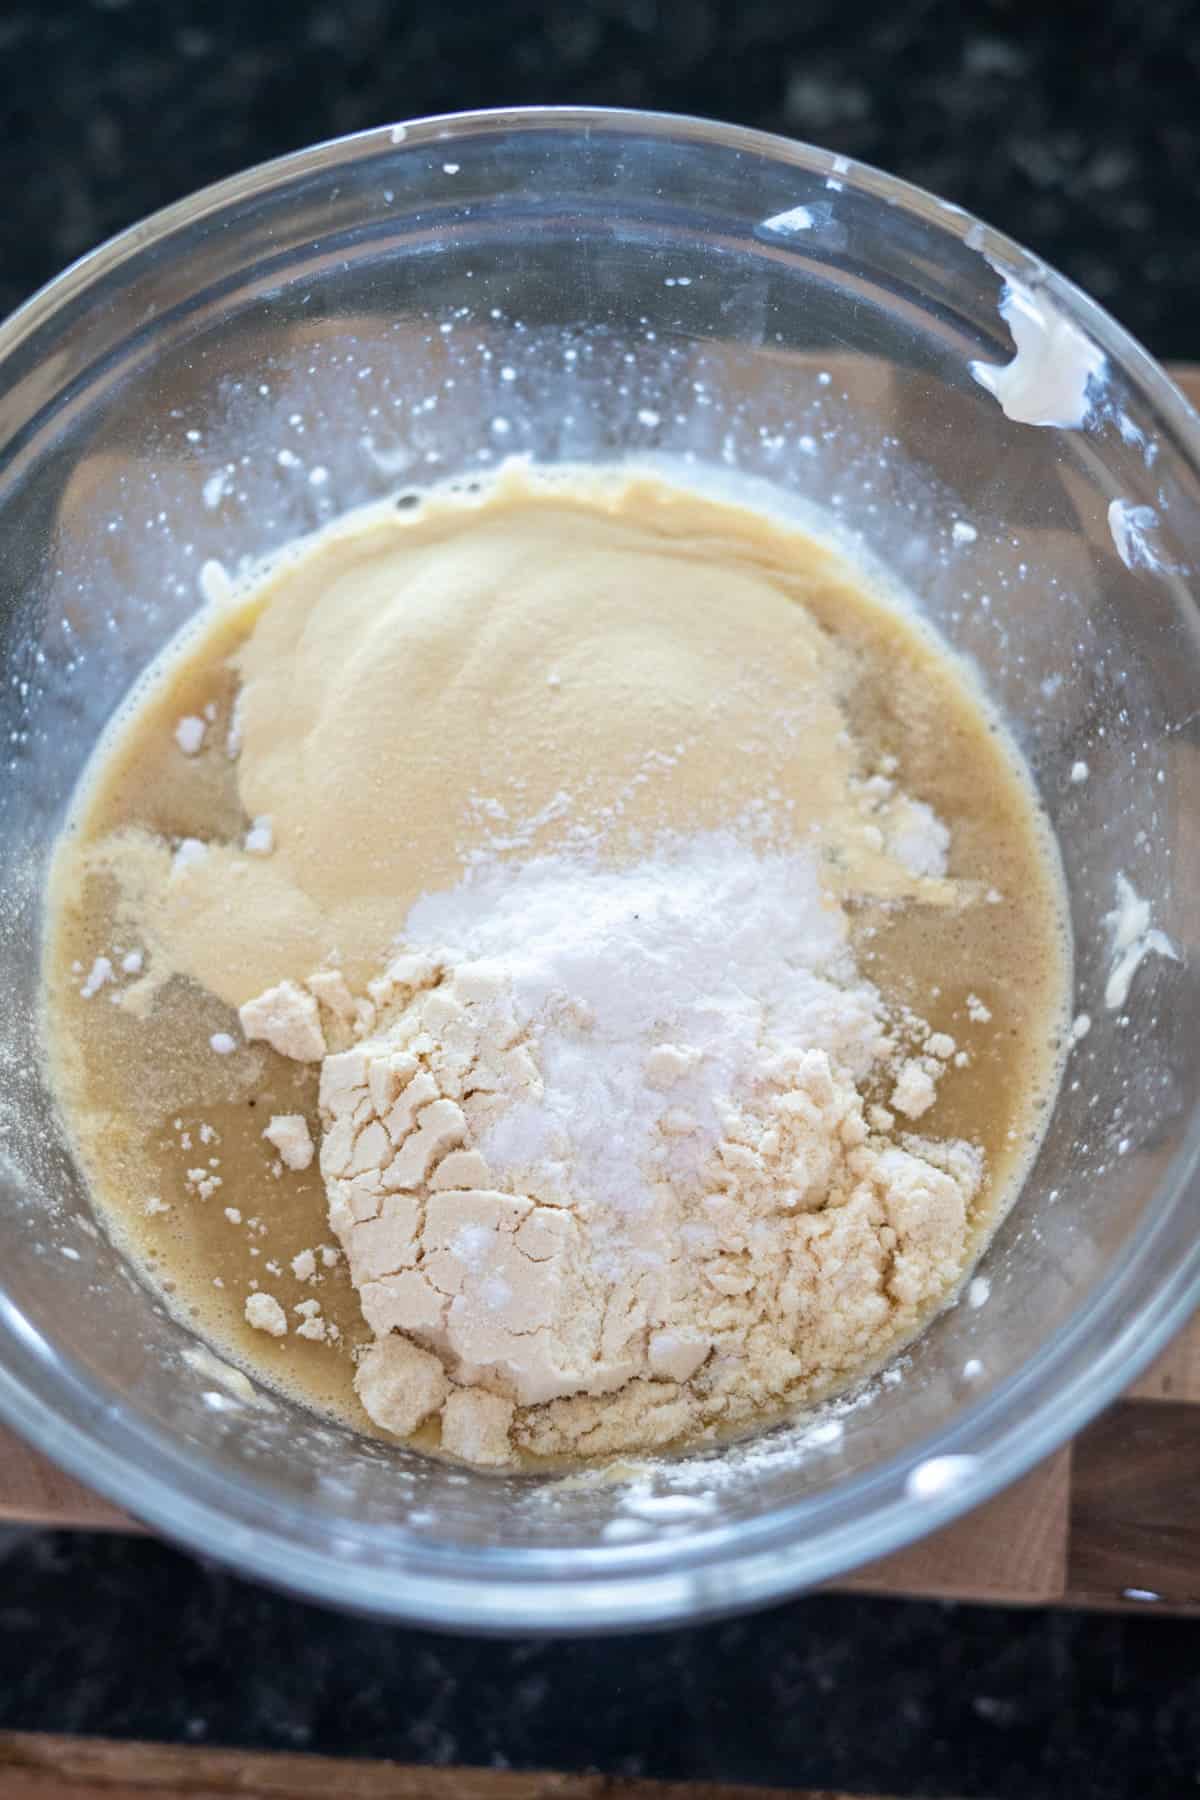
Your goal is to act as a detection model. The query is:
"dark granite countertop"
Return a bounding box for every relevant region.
[2,0,1198,361]
[1,1526,1198,1799]
[1,2,1198,1795]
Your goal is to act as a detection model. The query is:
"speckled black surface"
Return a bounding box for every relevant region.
[3,0,1199,358]
[0,1526,1197,1799]
[3,3,1199,1794]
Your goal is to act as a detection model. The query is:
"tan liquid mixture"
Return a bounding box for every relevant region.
[42,465,1070,1463]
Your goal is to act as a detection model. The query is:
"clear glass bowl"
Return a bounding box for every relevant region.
[0,107,1196,1632]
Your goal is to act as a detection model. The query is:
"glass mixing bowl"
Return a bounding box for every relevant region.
[0,107,1196,1632]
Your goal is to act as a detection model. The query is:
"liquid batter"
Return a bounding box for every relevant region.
[42,465,1070,1465]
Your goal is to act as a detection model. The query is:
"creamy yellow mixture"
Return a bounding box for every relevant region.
[42,466,1070,1466]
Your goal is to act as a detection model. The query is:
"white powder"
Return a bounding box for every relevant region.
[172,838,208,876]
[294,1298,328,1341]
[185,1166,222,1202]
[244,1292,287,1337]
[400,837,884,1223]
[174,714,207,756]
[79,956,114,999]
[182,1345,268,1407]
[891,1059,937,1119]
[244,816,275,855]
[1104,872,1178,1011]
[239,980,326,1062]
[1108,499,1167,574]
[315,834,978,1467]
[263,1113,315,1170]
[199,559,232,606]
[760,205,815,235]
[885,799,951,879]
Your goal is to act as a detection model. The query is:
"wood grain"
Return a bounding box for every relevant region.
[0,1735,901,1800]
[1169,362,1200,407]
[843,1446,1073,1606]
[1126,1327,1200,1404]
[0,1434,132,1532]
[1068,1399,1200,1609]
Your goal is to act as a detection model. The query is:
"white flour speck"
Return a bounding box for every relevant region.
[1108,499,1168,573]
[760,205,815,234]
[1104,872,1178,1011]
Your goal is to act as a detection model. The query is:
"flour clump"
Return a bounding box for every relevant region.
[311,836,980,1467]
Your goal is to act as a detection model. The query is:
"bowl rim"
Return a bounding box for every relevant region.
[3,102,1198,1632]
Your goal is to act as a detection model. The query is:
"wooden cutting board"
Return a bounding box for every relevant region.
[3,372,1197,1620]
[2,1313,1194,1612]
[0,1734,913,1800]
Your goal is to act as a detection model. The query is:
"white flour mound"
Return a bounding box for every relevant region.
[314,836,980,1467]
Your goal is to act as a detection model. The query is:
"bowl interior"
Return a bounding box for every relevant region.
[0,110,1196,1628]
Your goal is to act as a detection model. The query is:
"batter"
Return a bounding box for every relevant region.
[42,464,1070,1467]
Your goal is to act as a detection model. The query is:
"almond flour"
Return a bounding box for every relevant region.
[304,835,978,1466]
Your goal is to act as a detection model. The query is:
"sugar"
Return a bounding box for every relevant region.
[403,835,884,1218]
[80,956,114,999]
[173,838,209,875]
[174,714,207,755]
[244,815,274,855]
